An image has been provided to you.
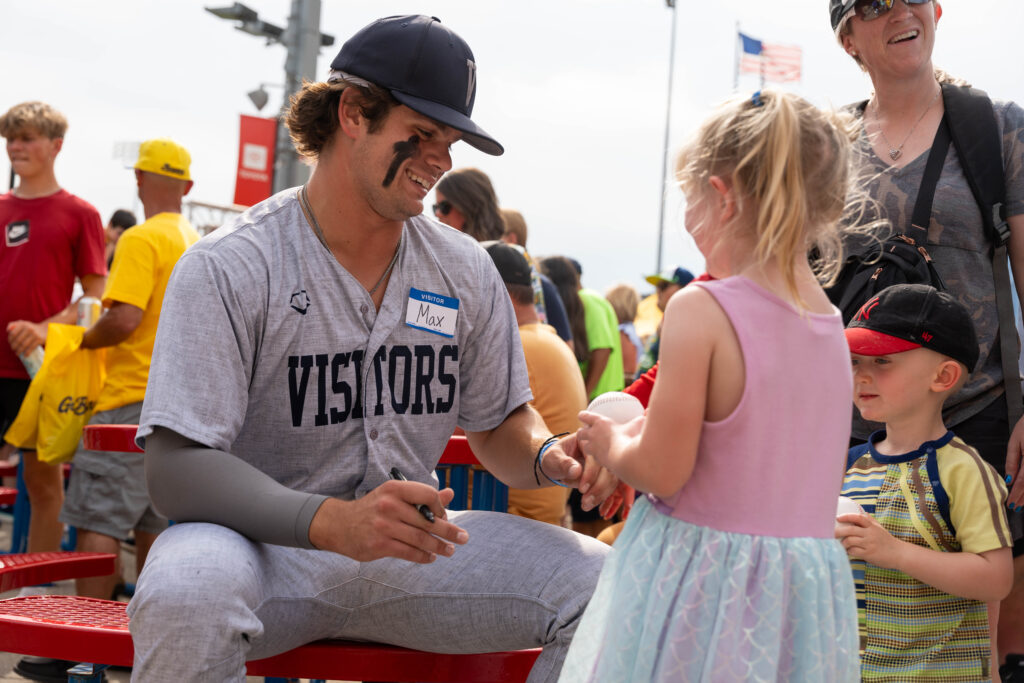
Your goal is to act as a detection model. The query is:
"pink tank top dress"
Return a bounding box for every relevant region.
[559,276,860,683]
[653,276,853,536]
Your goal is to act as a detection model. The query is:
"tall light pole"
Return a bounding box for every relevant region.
[655,0,678,275]
[206,1,334,193]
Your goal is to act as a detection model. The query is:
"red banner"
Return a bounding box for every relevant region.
[234,115,277,206]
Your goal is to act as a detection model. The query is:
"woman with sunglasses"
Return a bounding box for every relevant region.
[830,0,1024,678]
[433,167,505,241]
[433,167,574,344]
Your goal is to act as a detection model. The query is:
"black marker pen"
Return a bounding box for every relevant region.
[389,467,435,523]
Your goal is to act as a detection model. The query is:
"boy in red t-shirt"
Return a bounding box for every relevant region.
[0,101,106,557]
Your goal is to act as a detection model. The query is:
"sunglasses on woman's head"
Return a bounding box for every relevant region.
[433,200,453,216]
[854,0,931,22]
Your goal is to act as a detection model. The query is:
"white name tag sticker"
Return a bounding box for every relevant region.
[405,288,459,337]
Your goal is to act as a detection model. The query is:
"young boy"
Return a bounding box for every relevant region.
[0,101,106,559]
[838,283,1014,682]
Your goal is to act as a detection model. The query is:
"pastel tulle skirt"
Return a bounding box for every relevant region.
[559,497,859,682]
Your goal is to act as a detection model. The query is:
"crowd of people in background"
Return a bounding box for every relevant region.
[2,2,1024,681]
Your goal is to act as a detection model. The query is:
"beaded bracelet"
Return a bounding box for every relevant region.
[534,432,570,487]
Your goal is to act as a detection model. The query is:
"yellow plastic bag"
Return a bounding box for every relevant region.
[3,361,44,450]
[38,324,106,463]
[4,324,105,463]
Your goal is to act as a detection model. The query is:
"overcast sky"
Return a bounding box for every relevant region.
[3,0,1022,295]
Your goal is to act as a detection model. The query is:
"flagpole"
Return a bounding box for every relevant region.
[759,29,766,89]
[734,21,740,91]
[656,0,678,276]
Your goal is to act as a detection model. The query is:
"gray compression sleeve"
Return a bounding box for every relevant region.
[145,427,329,549]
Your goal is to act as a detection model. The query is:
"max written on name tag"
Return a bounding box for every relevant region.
[405,288,459,337]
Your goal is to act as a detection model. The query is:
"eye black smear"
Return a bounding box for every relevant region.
[382,135,420,188]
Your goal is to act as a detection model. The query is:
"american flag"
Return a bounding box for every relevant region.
[738,32,802,83]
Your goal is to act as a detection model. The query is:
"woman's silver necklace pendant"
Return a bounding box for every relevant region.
[873,88,941,161]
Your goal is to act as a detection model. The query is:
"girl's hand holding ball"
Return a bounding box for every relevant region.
[578,392,645,470]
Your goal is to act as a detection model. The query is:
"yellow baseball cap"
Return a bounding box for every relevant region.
[134,138,191,181]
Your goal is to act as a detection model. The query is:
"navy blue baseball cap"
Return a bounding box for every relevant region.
[330,15,503,156]
[645,266,695,288]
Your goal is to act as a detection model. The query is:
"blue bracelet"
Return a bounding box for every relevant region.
[534,433,570,487]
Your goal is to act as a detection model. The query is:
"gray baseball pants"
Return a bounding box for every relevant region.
[127,509,609,682]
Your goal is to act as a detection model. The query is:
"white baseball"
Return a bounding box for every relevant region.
[587,391,644,424]
[835,496,864,531]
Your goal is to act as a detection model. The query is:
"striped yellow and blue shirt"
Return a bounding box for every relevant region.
[842,430,1011,682]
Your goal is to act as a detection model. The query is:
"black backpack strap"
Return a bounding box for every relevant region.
[991,239,1022,428]
[909,114,951,244]
[942,83,1010,246]
[942,82,1022,429]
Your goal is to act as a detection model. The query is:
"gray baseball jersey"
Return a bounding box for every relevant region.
[138,188,532,499]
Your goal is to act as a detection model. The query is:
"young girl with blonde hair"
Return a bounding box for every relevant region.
[558,90,860,681]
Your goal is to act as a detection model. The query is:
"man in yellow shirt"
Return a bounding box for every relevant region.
[17,137,199,681]
[64,139,199,597]
[483,241,589,526]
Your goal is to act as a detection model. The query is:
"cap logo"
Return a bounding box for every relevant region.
[465,59,476,108]
[160,163,185,177]
[854,297,881,322]
[921,332,933,342]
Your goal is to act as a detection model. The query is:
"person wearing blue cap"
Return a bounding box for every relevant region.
[635,266,694,378]
[126,15,617,682]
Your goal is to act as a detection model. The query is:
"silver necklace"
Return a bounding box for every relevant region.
[872,88,941,161]
[298,185,402,296]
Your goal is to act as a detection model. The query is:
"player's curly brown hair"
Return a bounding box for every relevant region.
[284,79,398,158]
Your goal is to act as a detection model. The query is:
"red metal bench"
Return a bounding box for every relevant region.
[0,425,537,682]
[1,552,117,594]
[79,425,141,454]
[0,594,540,681]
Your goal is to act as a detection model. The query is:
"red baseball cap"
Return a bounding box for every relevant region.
[844,284,979,370]
[844,328,922,356]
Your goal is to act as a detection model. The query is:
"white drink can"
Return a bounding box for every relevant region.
[77,296,102,327]
[19,346,44,378]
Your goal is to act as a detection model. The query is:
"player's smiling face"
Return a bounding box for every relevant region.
[351,103,460,222]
